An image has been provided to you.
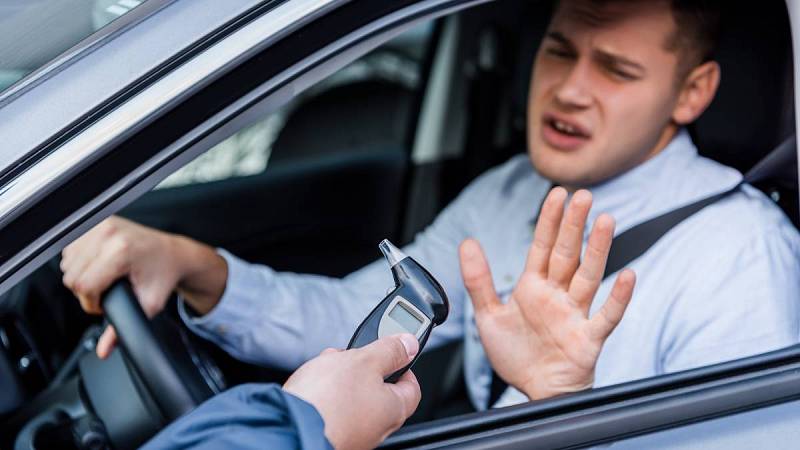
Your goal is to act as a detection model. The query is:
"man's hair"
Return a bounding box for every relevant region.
[666,0,722,77]
[556,0,722,78]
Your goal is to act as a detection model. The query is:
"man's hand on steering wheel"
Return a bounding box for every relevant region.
[60,216,227,358]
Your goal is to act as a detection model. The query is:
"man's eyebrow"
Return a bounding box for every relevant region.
[545,30,646,75]
[594,49,646,74]
[545,31,574,48]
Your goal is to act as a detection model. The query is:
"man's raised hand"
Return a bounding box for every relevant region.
[459,187,636,401]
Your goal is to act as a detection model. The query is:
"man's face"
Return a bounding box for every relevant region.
[528,0,685,187]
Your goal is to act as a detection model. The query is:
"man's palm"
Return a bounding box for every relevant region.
[460,188,635,401]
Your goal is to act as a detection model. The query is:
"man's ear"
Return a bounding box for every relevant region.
[671,61,721,125]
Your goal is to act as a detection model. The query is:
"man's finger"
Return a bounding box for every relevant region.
[76,293,102,316]
[524,187,568,276]
[459,239,501,314]
[589,269,636,341]
[387,369,422,422]
[358,334,418,377]
[72,240,131,312]
[568,213,615,312]
[96,325,118,359]
[548,189,592,287]
[61,221,116,291]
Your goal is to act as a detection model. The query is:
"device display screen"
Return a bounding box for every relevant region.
[389,303,424,334]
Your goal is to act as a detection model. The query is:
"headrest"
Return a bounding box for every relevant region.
[690,0,795,174]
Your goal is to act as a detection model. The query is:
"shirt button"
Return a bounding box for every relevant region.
[504,274,514,283]
[216,325,227,335]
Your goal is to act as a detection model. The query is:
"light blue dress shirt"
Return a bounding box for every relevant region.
[181,129,800,410]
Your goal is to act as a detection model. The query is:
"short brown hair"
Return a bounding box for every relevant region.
[666,0,722,76]
[554,0,722,78]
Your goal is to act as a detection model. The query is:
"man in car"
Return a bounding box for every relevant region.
[61,0,800,410]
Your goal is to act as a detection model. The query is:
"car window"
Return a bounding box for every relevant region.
[155,20,435,189]
[0,0,149,94]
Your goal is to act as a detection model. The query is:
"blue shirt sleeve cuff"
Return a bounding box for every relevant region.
[282,390,334,450]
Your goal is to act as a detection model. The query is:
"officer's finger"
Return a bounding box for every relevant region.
[459,239,501,314]
[359,334,418,377]
[387,369,422,423]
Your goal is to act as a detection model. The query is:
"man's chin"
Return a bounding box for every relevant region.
[528,150,600,189]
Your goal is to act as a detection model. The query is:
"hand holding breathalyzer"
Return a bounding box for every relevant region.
[347,240,450,382]
[284,334,422,450]
[285,240,446,449]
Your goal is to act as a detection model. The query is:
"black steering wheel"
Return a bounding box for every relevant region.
[101,281,199,421]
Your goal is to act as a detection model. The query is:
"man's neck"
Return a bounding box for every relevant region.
[562,123,681,192]
[645,122,680,164]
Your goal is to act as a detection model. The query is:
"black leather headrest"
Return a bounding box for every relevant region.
[690,0,795,174]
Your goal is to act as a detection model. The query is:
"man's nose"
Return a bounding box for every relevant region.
[554,61,593,110]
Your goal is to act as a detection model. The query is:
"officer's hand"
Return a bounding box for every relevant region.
[284,334,422,450]
[459,187,636,401]
[61,216,224,359]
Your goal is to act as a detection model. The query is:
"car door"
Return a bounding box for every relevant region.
[2,0,800,449]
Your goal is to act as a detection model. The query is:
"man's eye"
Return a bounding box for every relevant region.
[546,47,575,59]
[608,67,638,81]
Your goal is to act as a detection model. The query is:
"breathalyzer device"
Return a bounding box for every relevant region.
[347,239,450,382]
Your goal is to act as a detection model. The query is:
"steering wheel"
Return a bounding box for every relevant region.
[101,281,199,421]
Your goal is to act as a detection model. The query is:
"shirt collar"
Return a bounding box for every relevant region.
[563,128,739,238]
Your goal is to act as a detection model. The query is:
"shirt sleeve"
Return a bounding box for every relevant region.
[660,220,800,373]
[140,383,332,450]
[177,166,501,370]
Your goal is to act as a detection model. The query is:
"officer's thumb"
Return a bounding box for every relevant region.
[361,334,419,377]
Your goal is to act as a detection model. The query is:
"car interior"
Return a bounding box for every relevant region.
[0,0,797,448]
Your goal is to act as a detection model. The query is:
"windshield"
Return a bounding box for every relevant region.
[0,0,148,94]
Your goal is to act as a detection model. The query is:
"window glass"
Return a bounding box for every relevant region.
[0,0,148,94]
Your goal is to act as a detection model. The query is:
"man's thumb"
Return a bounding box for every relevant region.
[361,334,419,377]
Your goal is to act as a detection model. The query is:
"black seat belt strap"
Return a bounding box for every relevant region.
[602,186,738,278]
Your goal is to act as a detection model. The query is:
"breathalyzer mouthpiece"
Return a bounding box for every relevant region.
[379,239,407,268]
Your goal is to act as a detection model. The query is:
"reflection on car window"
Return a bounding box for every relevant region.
[0,0,148,95]
[156,21,434,189]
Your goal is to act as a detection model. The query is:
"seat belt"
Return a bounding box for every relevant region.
[487,135,797,408]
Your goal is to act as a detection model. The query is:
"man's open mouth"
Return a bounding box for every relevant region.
[541,114,591,150]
